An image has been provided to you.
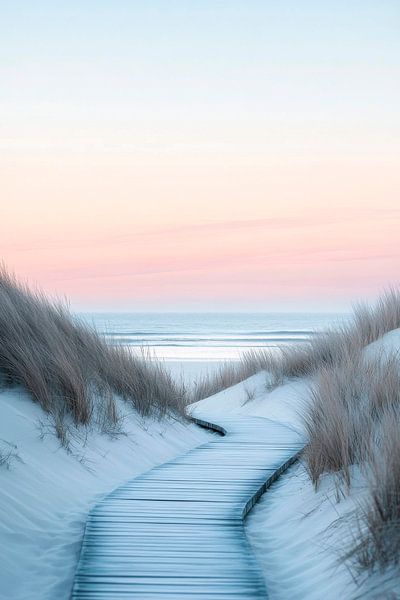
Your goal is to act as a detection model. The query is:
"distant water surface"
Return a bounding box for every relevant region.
[78,312,347,370]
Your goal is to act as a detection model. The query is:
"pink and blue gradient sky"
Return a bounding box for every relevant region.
[1,1,399,311]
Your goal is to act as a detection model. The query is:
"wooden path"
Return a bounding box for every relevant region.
[72,416,303,599]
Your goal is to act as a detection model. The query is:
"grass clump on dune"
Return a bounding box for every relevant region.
[303,351,400,580]
[303,353,400,487]
[0,266,186,446]
[349,408,400,575]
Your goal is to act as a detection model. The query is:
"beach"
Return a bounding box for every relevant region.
[2,273,400,600]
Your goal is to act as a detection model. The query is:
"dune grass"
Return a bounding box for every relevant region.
[302,350,400,580]
[295,294,400,582]
[0,266,186,446]
[348,407,400,576]
[303,353,400,486]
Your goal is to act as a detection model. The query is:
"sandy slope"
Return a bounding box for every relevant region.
[191,371,308,432]
[0,388,211,600]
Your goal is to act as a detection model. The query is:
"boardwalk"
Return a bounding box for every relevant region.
[72,416,303,599]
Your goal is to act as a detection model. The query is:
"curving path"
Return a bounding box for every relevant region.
[72,416,303,599]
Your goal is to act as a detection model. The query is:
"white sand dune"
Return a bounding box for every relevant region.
[0,389,211,600]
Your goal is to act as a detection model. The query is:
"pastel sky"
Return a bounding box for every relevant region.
[1,1,399,311]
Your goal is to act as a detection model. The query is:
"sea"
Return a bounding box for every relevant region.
[78,312,347,385]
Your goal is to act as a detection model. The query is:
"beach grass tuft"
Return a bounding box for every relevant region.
[0,266,186,445]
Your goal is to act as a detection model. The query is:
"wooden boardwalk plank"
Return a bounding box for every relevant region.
[72,416,303,599]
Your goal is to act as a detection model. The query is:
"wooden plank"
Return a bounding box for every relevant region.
[72,416,303,599]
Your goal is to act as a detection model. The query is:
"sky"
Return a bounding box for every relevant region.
[1,1,399,311]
